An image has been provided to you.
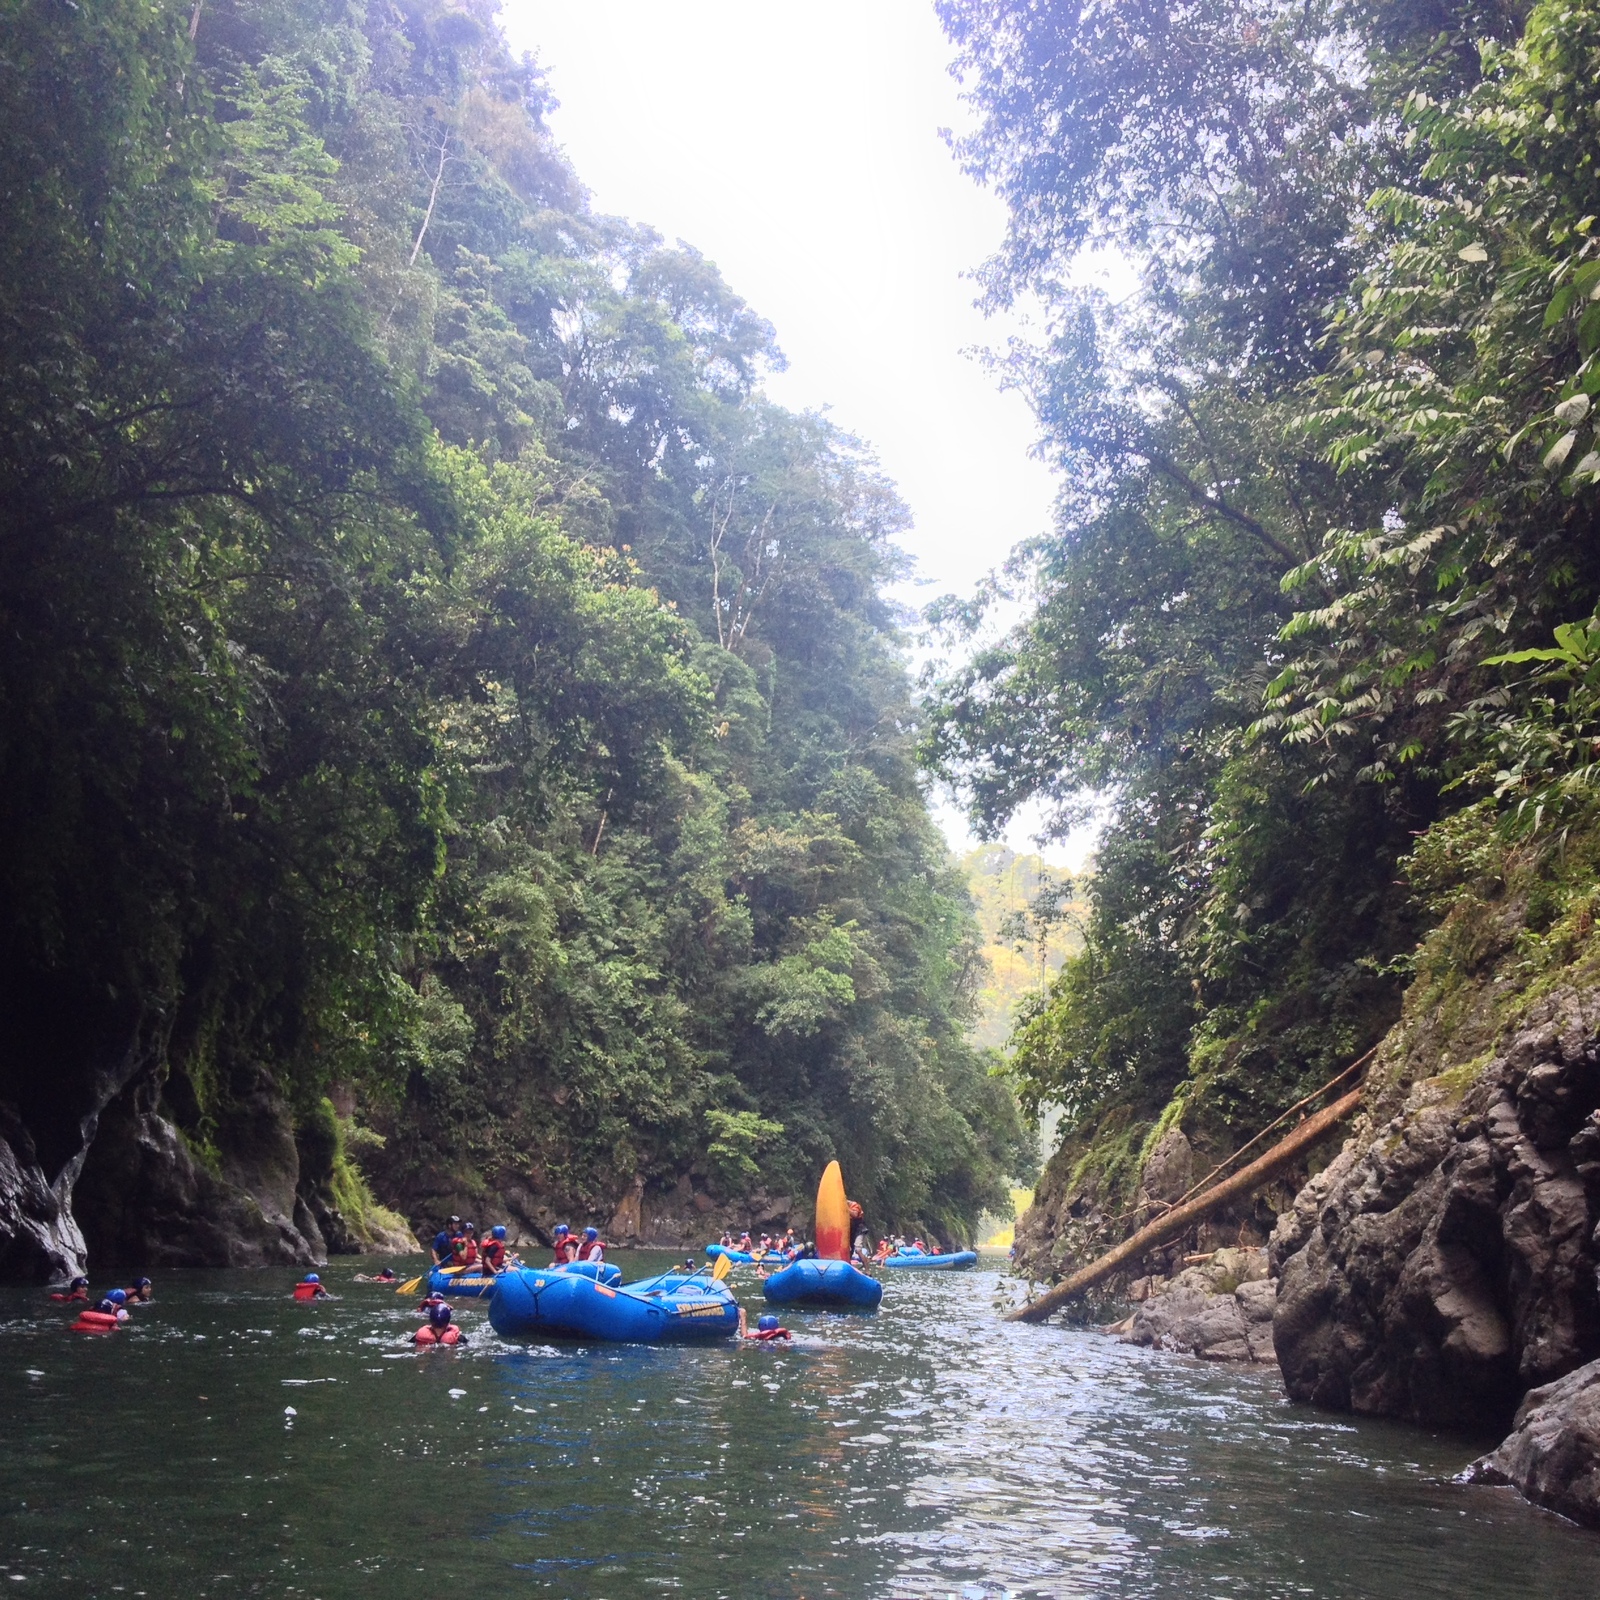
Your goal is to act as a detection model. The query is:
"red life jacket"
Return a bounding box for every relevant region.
[550,1237,578,1264]
[480,1238,506,1272]
[50,1289,88,1302]
[72,1310,121,1332]
[293,1282,324,1301]
[452,1236,478,1267]
[575,1238,604,1261]
[753,1325,791,1341]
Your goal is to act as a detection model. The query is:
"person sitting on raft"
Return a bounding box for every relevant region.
[431,1218,460,1266]
[573,1226,604,1262]
[123,1276,153,1303]
[549,1224,578,1265]
[450,1223,479,1270]
[479,1225,510,1274]
[51,1276,90,1302]
[293,1273,330,1301]
[737,1231,753,1253]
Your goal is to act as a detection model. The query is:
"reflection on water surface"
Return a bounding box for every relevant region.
[2,1254,1595,1597]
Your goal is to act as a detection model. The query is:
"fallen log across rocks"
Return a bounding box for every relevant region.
[1006,1085,1364,1324]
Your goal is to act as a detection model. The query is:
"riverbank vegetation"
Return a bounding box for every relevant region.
[926,0,1600,1233]
[0,0,1033,1252]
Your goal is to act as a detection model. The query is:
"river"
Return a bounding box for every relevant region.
[2,1252,1594,1598]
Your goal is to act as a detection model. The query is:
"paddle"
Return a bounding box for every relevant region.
[397,1263,467,1296]
[712,1253,733,1283]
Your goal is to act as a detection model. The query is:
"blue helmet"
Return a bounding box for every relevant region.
[492,1226,506,1240]
[107,1288,127,1304]
[554,1224,570,1236]
[584,1227,599,1240]
[431,1303,452,1326]
[133,1277,151,1288]
[757,1314,779,1333]
[305,1273,320,1284]
[69,1276,88,1290]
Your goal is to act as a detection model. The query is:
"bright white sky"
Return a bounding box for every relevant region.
[501,1,1094,868]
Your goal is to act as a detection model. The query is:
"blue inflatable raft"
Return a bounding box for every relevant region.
[761,1258,882,1310]
[427,1259,620,1299]
[704,1244,757,1263]
[881,1250,978,1271]
[489,1265,741,1344]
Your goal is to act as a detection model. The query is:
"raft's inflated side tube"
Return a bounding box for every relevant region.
[71,1310,122,1332]
[762,1258,882,1310]
[427,1259,620,1298]
[704,1245,756,1263]
[881,1250,978,1270]
[490,1266,740,1344]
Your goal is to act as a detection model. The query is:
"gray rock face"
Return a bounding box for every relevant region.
[1126,1248,1277,1364]
[1466,1358,1600,1528]
[74,1070,326,1269]
[1273,992,1600,1431]
[0,1115,87,1282]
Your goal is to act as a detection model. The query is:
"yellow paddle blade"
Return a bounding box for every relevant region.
[396,1275,423,1295]
[712,1253,733,1282]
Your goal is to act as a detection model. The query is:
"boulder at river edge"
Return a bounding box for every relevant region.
[1125,1248,1278,1364]
[1271,989,1600,1433]
[1466,1358,1600,1528]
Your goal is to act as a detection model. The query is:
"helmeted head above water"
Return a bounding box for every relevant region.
[431,1303,452,1327]
[757,1315,779,1333]
[69,1276,88,1290]
[584,1227,598,1240]
[107,1288,127,1303]
[134,1277,151,1289]
[492,1226,506,1240]
[305,1273,320,1284]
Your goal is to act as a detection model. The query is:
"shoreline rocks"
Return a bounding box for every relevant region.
[1120,1247,1278,1364]
[1465,1358,1600,1529]
[1271,993,1600,1433]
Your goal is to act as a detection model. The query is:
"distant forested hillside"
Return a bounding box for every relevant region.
[0,0,1031,1276]
[959,847,1082,1048]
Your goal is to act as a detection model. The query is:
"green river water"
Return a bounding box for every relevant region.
[2,1252,1596,1598]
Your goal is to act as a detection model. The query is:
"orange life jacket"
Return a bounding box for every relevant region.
[414,1323,461,1346]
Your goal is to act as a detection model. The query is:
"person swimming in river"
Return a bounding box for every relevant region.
[293,1273,331,1301]
[122,1276,153,1303]
[92,1288,130,1321]
[354,1266,398,1282]
[734,1308,791,1341]
[50,1276,90,1303]
[411,1302,465,1346]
